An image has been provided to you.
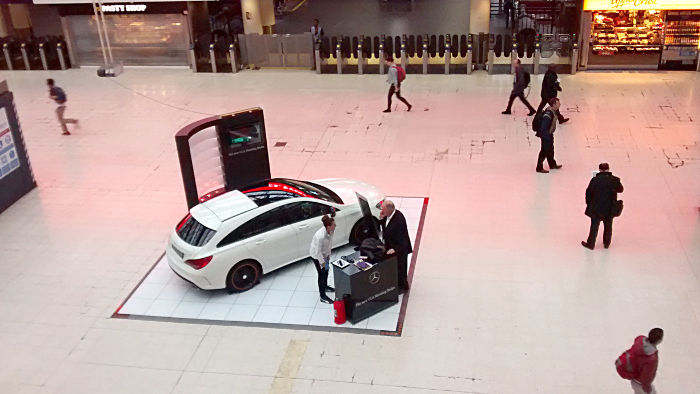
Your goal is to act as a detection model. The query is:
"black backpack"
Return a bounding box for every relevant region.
[359,238,386,262]
[523,71,531,87]
[532,110,544,132]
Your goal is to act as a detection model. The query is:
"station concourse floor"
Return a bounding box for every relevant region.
[0,68,698,393]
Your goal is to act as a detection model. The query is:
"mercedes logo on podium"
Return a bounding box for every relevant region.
[369,270,381,285]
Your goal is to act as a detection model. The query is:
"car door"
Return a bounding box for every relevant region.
[237,206,299,273]
[284,201,347,259]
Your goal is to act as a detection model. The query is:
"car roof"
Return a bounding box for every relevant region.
[191,190,258,226]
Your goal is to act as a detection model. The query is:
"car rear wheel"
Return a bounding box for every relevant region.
[350,217,379,245]
[226,260,261,293]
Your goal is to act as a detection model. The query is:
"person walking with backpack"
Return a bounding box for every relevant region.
[534,97,562,173]
[47,79,78,135]
[581,162,624,249]
[502,59,536,116]
[615,328,663,394]
[383,56,411,113]
[536,65,569,124]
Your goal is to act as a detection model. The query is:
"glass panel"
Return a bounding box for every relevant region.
[70,14,189,66]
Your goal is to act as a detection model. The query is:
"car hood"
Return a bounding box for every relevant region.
[312,178,384,205]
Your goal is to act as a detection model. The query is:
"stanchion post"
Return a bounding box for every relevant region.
[379,35,385,74]
[511,37,518,74]
[39,42,48,70]
[571,34,578,75]
[3,43,12,71]
[188,45,197,72]
[229,43,238,73]
[209,43,217,73]
[56,42,66,70]
[533,35,540,75]
[20,43,30,71]
[336,40,342,74]
[487,34,495,75]
[401,34,407,71]
[422,34,428,74]
[466,35,473,75]
[444,35,451,75]
[315,41,322,74]
[358,35,364,75]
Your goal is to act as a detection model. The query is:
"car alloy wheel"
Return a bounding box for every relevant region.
[227,261,260,292]
[350,217,377,245]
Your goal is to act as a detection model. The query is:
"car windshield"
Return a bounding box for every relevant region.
[241,179,343,206]
[177,215,216,247]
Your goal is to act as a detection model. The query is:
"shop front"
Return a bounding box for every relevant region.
[46,1,192,66]
[579,0,700,70]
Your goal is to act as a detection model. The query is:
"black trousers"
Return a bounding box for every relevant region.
[388,85,410,109]
[506,92,535,112]
[536,138,557,170]
[397,253,409,289]
[586,216,613,247]
[311,258,330,298]
[536,97,566,122]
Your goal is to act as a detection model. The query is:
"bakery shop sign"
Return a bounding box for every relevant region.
[584,0,700,9]
[610,0,657,7]
[99,4,148,12]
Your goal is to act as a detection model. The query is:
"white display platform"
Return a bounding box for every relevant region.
[115,197,428,335]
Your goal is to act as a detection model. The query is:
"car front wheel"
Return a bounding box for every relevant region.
[350,217,379,245]
[226,260,261,293]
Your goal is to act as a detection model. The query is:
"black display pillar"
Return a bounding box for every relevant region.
[175,107,271,209]
[0,82,36,214]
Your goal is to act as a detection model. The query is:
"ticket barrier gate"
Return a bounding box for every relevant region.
[1,38,68,71]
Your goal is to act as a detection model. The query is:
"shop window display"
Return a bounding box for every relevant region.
[589,10,665,66]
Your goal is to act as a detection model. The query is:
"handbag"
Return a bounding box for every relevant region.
[612,200,624,217]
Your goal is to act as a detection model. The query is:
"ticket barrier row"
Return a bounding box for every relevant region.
[315,33,578,75]
[0,37,70,71]
[189,38,241,73]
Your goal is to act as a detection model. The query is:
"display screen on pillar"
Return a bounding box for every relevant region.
[216,109,271,192]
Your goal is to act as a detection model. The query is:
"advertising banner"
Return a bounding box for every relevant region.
[0,107,20,181]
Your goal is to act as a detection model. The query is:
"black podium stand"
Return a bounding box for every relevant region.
[333,252,399,324]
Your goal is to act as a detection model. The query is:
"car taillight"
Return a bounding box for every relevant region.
[176,213,192,232]
[376,200,384,209]
[199,187,226,203]
[185,256,213,270]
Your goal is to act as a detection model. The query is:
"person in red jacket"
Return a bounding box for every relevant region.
[615,328,663,394]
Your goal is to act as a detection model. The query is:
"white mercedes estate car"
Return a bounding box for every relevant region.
[166,178,385,292]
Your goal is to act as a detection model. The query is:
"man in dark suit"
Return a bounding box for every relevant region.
[582,163,624,250]
[536,65,569,124]
[379,200,413,291]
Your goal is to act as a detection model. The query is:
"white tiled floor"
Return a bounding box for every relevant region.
[0,68,699,393]
[118,197,424,332]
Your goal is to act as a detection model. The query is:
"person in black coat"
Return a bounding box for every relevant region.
[582,163,624,250]
[536,65,569,124]
[379,200,413,291]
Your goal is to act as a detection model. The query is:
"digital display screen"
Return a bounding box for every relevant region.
[221,123,263,153]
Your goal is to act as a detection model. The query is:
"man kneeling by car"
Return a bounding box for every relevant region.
[310,214,336,304]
